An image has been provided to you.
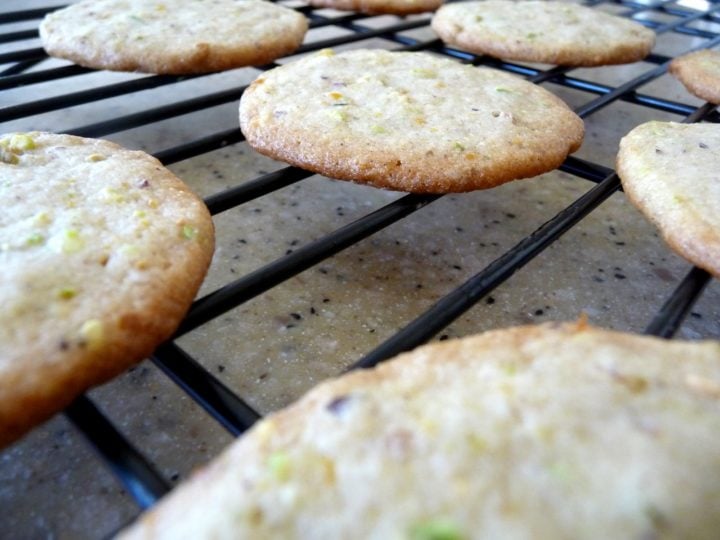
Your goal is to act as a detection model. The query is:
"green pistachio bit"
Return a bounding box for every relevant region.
[330,109,349,122]
[57,287,77,300]
[119,244,141,258]
[267,451,291,481]
[26,232,45,246]
[61,229,84,253]
[9,134,36,152]
[371,125,387,134]
[410,519,465,540]
[33,211,52,226]
[495,87,512,93]
[0,148,19,164]
[129,14,145,23]
[474,15,483,21]
[412,68,437,79]
[526,32,540,39]
[452,142,465,152]
[548,461,573,481]
[102,187,126,204]
[79,319,104,350]
[182,224,198,240]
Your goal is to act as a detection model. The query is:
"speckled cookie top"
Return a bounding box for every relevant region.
[617,121,720,277]
[670,49,720,104]
[0,132,214,447]
[39,0,308,74]
[120,322,720,539]
[432,1,655,66]
[239,49,584,193]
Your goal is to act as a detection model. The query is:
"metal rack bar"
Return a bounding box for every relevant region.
[0,7,62,24]
[2,0,718,529]
[350,173,621,370]
[152,343,261,437]
[0,73,201,122]
[65,396,170,509]
[644,267,712,338]
[176,193,440,336]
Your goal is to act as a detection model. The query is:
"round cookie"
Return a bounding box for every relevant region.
[39,0,308,74]
[239,49,584,193]
[431,1,655,66]
[119,322,720,539]
[0,132,214,447]
[306,0,441,16]
[669,49,720,104]
[616,121,720,277]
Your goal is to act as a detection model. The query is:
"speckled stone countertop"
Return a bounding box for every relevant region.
[2,1,720,538]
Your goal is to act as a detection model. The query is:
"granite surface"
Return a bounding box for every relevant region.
[2,1,719,538]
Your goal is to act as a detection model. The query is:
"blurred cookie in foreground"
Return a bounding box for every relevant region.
[617,121,720,277]
[40,0,308,74]
[670,49,720,104]
[239,49,584,193]
[120,321,720,539]
[432,1,655,66]
[0,132,214,447]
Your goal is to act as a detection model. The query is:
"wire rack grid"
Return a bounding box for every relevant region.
[1,0,719,537]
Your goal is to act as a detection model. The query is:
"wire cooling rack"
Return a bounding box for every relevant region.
[1,0,719,536]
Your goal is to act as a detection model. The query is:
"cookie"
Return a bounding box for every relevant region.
[0,132,214,447]
[239,49,584,193]
[306,0,441,16]
[669,49,720,104]
[616,121,720,277]
[432,1,655,66]
[119,321,720,539]
[39,0,308,74]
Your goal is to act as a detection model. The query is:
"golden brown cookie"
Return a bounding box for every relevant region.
[432,1,655,66]
[617,121,720,277]
[39,0,308,74]
[119,321,720,539]
[669,49,720,104]
[239,49,584,193]
[0,132,214,447]
[307,0,441,16]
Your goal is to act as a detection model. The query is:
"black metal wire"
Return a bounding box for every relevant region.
[2,0,719,528]
[0,7,62,24]
[0,46,45,65]
[644,267,712,338]
[65,396,170,509]
[350,173,621,370]
[203,165,314,216]
[0,73,200,122]
[152,343,261,437]
[0,28,37,44]
[0,64,91,90]
[68,86,247,139]
[176,193,440,336]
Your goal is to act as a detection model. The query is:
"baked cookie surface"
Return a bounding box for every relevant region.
[39,0,308,74]
[306,0,441,15]
[617,121,720,277]
[239,49,584,193]
[670,49,720,104]
[0,132,214,447]
[432,1,655,66]
[120,322,720,539]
